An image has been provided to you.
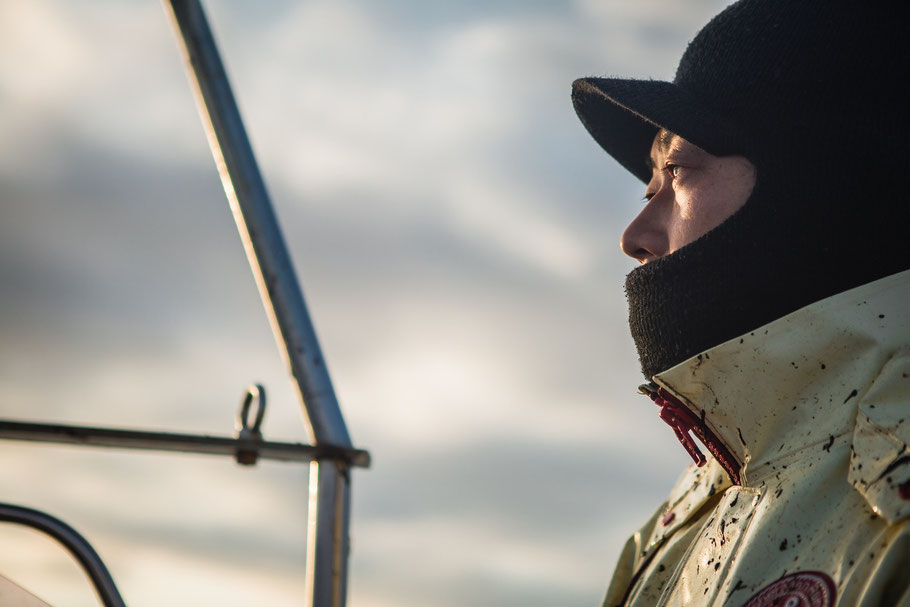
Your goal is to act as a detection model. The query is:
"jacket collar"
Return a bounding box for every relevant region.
[651,269,910,486]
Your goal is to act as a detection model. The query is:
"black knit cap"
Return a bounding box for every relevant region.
[572,0,910,379]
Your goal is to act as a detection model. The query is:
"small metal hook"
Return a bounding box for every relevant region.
[235,383,266,465]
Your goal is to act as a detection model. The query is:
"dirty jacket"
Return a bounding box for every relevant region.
[604,269,910,607]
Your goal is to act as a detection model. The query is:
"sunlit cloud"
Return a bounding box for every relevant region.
[1,1,733,605]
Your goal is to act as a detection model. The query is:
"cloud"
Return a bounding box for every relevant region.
[0,1,734,606]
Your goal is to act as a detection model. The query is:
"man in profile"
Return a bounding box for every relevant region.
[572,0,910,605]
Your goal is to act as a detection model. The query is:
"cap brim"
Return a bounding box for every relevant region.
[572,77,743,184]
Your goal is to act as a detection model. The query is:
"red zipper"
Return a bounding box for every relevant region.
[640,383,742,485]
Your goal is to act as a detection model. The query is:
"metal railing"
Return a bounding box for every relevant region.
[163,3,363,602]
[0,2,368,605]
[0,504,126,607]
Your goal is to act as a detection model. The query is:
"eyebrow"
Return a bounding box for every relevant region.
[648,129,676,171]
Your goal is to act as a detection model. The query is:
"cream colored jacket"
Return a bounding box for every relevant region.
[604,269,910,607]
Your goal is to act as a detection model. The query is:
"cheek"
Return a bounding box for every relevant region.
[667,194,708,251]
[673,188,700,222]
[666,186,712,249]
[675,166,755,244]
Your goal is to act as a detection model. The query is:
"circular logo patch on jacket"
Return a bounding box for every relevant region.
[743,572,836,607]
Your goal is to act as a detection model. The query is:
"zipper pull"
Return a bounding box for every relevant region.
[639,383,707,467]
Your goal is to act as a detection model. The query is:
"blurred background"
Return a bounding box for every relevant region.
[0,1,732,605]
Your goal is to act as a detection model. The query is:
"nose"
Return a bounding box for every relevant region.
[620,199,669,263]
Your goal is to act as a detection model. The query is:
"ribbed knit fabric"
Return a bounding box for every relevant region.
[573,0,910,379]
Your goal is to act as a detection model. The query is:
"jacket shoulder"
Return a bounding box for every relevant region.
[637,459,729,563]
[602,459,729,607]
[849,346,910,524]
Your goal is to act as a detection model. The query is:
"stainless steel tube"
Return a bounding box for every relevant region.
[0,503,127,607]
[163,2,356,605]
[0,420,370,468]
[163,0,350,447]
[305,462,351,607]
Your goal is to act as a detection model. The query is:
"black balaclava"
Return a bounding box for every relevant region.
[572,0,910,379]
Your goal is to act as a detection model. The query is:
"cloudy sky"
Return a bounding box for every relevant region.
[0,1,732,605]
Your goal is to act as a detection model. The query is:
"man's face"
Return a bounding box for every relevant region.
[621,129,756,263]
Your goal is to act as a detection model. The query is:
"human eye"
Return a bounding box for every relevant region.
[664,163,683,179]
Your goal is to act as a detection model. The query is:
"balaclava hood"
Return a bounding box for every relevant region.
[572,0,910,379]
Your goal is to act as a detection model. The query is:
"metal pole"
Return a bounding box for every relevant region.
[0,503,127,607]
[0,420,370,468]
[162,2,355,605]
